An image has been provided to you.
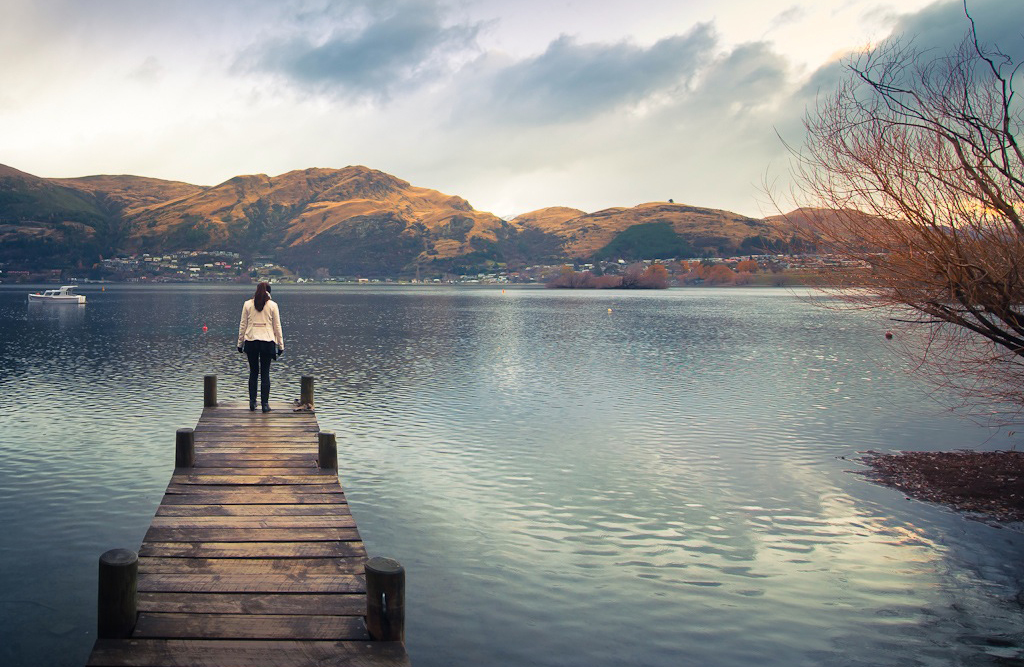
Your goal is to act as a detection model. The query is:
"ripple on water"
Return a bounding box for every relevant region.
[3,286,1024,667]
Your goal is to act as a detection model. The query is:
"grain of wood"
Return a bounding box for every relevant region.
[138,557,364,575]
[138,573,365,594]
[139,541,366,558]
[88,638,411,667]
[134,612,369,640]
[137,592,365,615]
[157,504,351,517]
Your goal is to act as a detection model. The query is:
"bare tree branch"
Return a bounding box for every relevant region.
[780,7,1024,423]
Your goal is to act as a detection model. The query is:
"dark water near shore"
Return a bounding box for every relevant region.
[0,284,1022,666]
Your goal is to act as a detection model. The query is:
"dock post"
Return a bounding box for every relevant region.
[301,375,315,408]
[203,374,217,407]
[175,428,195,468]
[317,431,337,469]
[366,556,405,642]
[97,549,138,639]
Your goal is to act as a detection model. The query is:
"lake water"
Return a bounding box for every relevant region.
[0,284,1022,666]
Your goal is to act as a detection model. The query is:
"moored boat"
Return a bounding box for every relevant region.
[28,285,86,304]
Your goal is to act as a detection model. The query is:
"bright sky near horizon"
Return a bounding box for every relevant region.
[0,0,1020,218]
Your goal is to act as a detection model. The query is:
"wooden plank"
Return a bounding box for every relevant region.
[137,592,364,615]
[139,557,363,575]
[144,527,361,542]
[133,613,368,640]
[164,486,344,496]
[138,573,365,594]
[176,467,324,476]
[193,439,318,444]
[88,639,411,667]
[198,414,318,420]
[193,457,317,466]
[160,493,346,505]
[169,475,338,485]
[157,504,350,517]
[148,516,356,529]
[139,542,367,558]
[163,486,346,495]
[192,428,319,432]
[192,449,319,456]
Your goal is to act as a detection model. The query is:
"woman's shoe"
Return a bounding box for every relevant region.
[262,403,272,413]
[249,400,256,411]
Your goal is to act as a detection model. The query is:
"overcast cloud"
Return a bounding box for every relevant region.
[0,0,1020,218]
[246,2,482,99]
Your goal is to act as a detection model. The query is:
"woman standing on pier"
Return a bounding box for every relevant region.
[237,282,285,412]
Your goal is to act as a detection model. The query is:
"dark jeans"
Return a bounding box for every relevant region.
[244,340,276,404]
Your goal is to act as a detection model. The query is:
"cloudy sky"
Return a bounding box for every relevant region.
[0,0,1019,218]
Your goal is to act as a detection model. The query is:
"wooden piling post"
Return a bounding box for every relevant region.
[301,375,315,408]
[365,556,405,642]
[97,549,138,639]
[317,431,337,470]
[203,374,217,407]
[175,428,195,468]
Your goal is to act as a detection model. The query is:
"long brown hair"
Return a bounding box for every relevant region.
[253,282,270,312]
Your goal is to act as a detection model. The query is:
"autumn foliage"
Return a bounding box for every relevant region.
[547,263,669,289]
[785,15,1024,420]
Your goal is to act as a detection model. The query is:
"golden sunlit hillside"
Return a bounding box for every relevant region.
[0,162,804,273]
[512,202,784,258]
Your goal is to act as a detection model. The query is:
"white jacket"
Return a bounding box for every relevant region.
[237,297,284,350]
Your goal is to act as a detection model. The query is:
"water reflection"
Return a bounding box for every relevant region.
[26,301,86,326]
[0,285,1022,666]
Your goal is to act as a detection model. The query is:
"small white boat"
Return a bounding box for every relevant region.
[28,285,86,304]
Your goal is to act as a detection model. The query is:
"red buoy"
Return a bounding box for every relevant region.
[202,324,208,332]
[884,331,893,340]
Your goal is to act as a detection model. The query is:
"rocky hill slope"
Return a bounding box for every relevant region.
[0,163,794,274]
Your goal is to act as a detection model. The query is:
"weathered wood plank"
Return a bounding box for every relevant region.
[170,475,338,485]
[133,613,369,640]
[138,573,365,593]
[157,504,350,517]
[163,486,345,497]
[88,638,411,667]
[195,427,317,432]
[163,485,346,495]
[139,557,363,575]
[160,493,346,505]
[176,467,324,476]
[139,541,367,559]
[192,449,320,456]
[144,527,361,542]
[148,515,356,529]
[137,592,364,616]
[193,458,317,468]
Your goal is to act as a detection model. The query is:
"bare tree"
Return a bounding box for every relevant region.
[783,6,1024,421]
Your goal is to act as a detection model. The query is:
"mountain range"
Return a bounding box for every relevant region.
[0,163,796,276]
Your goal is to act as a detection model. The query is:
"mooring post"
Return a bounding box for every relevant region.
[175,428,195,468]
[203,374,217,407]
[301,375,315,408]
[317,430,337,470]
[97,549,138,639]
[365,556,405,642]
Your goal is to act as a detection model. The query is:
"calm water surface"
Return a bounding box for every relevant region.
[0,285,1022,666]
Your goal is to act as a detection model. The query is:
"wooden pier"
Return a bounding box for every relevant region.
[87,376,410,667]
